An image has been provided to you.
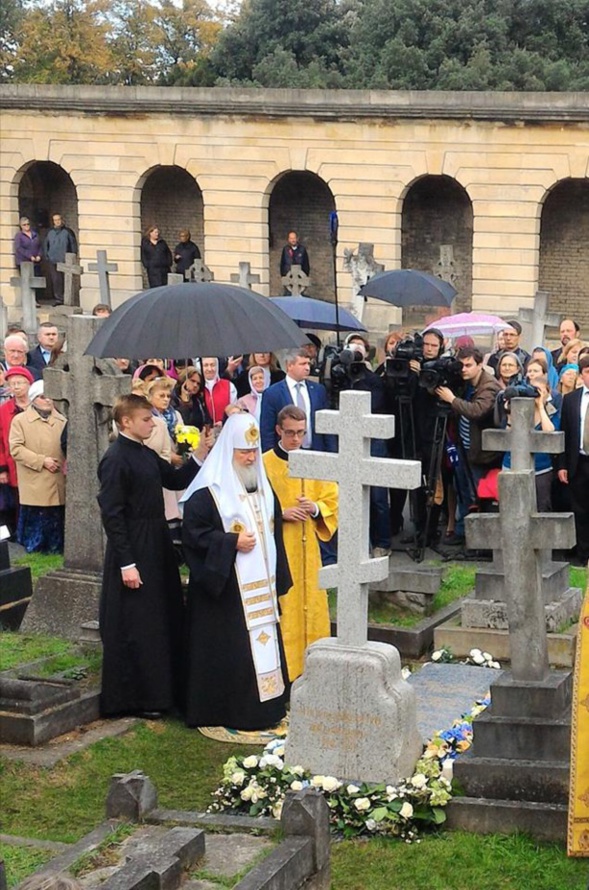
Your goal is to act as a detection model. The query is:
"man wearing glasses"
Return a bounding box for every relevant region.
[263,405,338,682]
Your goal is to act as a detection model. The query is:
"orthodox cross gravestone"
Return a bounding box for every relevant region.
[281,264,310,296]
[460,399,582,636]
[56,252,83,307]
[516,290,561,354]
[10,262,45,333]
[167,273,185,285]
[0,298,7,342]
[186,259,214,283]
[21,315,132,640]
[285,390,423,783]
[434,245,458,285]
[88,249,118,308]
[343,243,385,320]
[230,261,261,290]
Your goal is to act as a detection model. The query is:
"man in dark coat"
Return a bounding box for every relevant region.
[181,413,291,731]
[97,393,210,718]
[557,354,589,566]
[279,230,310,278]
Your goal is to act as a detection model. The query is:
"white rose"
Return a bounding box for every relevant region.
[272,801,283,820]
[290,765,305,777]
[491,661,501,670]
[260,754,284,770]
[240,786,253,801]
[401,666,411,680]
[366,818,377,831]
[311,775,325,787]
[469,648,482,659]
[231,771,246,786]
[354,797,371,811]
[482,651,493,662]
[290,780,303,792]
[385,785,398,800]
[471,651,485,665]
[322,776,341,793]
[410,773,427,789]
[399,801,414,819]
[346,784,360,795]
[431,650,443,662]
[243,755,259,769]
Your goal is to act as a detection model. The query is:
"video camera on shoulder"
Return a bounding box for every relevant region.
[384,332,424,382]
[419,356,464,392]
[320,344,368,406]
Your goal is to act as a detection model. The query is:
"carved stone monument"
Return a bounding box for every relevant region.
[21,315,131,640]
[230,261,261,290]
[285,390,423,783]
[281,264,310,296]
[516,289,561,354]
[88,249,118,308]
[10,262,45,334]
[342,242,384,320]
[434,244,458,285]
[56,252,83,308]
[187,259,214,283]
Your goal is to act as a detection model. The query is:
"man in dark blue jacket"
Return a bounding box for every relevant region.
[279,231,310,278]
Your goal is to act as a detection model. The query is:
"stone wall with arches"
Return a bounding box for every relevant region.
[1,87,587,336]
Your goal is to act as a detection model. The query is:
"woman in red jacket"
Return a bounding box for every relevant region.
[0,367,34,533]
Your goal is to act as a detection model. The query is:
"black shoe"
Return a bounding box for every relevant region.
[138,710,164,719]
[442,532,465,546]
[52,300,64,307]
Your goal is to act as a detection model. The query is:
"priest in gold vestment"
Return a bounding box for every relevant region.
[263,405,338,682]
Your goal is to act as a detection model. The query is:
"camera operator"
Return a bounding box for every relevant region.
[340,333,392,557]
[435,346,502,546]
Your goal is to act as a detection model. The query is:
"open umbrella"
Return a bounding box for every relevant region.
[269,296,367,332]
[359,269,456,307]
[423,312,511,338]
[85,283,308,359]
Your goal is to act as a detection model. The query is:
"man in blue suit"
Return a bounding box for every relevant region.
[260,348,333,454]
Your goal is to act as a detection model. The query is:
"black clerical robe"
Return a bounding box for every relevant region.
[97,435,199,716]
[182,487,291,730]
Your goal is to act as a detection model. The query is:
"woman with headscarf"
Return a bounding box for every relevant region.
[558,363,579,396]
[532,346,559,390]
[9,380,67,553]
[234,353,284,397]
[234,365,270,422]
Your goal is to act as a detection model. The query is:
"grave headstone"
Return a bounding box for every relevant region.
[285,390,423,783]
[187,259,214,283]
[21,315,131,640]
[10,262,44,334]
[281,264,310,296]
[343,242,384,319]
[88,250,118,308]
[230,261,261,290]
[107,770,158,821]
[516,289,561,354]
[0,539,33,630]
[56,252,83,307]
[434,244,458,285]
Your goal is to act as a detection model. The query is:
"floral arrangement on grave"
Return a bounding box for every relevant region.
[209,696,488,840]
[430,647,501,670]
[175,424,200,457]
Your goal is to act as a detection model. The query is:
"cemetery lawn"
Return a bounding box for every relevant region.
[14,552,64,581]
[0,843,57,888]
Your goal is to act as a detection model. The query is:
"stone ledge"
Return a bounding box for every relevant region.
[445,798,567,843]
[1,86,589,123]
[147,809,279,836]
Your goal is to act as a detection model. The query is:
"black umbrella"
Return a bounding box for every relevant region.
[85,283,308,359]
[359,269,457,307]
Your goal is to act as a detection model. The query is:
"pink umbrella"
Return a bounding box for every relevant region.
[423,312,511,338]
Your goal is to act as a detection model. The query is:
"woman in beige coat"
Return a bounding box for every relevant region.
[9,380,67,553]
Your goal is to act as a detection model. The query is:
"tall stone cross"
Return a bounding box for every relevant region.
[516,290,561,353]
[281,264,310,296]
[10,262,45,334]
[88,250,118,308]
[43,315,131,572]
[343,243,385,319]
[230,261,261,290]
[56,252,83,307]
[187,259,214,283]
[434,244,458,285]
[289,390,421,647]
[0,298,8,342]
[465,399,576,682]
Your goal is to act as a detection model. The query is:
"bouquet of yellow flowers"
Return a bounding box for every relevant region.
[175,423,200,458]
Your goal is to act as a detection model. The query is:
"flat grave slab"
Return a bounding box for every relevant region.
[408,662,502,742]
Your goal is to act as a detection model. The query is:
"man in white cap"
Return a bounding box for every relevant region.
[181,412,291,731]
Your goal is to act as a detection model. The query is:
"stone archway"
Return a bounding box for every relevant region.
[140,166,204,285]
[18,161,78,301]
[401,175,473,321]
[539,178,589,332]
[268,172,336,300]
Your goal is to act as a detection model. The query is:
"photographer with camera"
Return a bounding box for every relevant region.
[435,346,502,546]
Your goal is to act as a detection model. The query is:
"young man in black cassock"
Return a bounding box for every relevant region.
[98,393,210,718]
[181,412,291,731]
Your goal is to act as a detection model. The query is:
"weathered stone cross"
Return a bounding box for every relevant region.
[288,390,421,647]
[10,262,45,333]
[0,298,8,342]
[516,289,561,353]
[465,399,575,682]
[56,252,83,307]
[230,261,261,290]
[167,273,185,285]
[281,264,310,296]
[88,250,118,308]
[43,315,131,573]
[187,259,214,283]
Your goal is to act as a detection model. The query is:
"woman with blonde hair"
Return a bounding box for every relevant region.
[558,363,579,396]
[140,225,172,288]
[559,338,586,369]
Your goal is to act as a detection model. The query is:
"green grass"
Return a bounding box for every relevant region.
[331,832,589,889]
[0,843,57,888]
[14,552,64,581]
[0,632,75,671]
[70,823,137,876]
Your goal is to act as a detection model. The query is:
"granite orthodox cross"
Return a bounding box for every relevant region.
[288,390,421,648]
[465,399,575,682]
[43,315,131,573]
[56,252,83,307]
[186,259,214,283]
[88,250,118,308]
[10,262,45,334]
[516,290,560,354]
[281,264,310,296]
[230,261,261,290]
